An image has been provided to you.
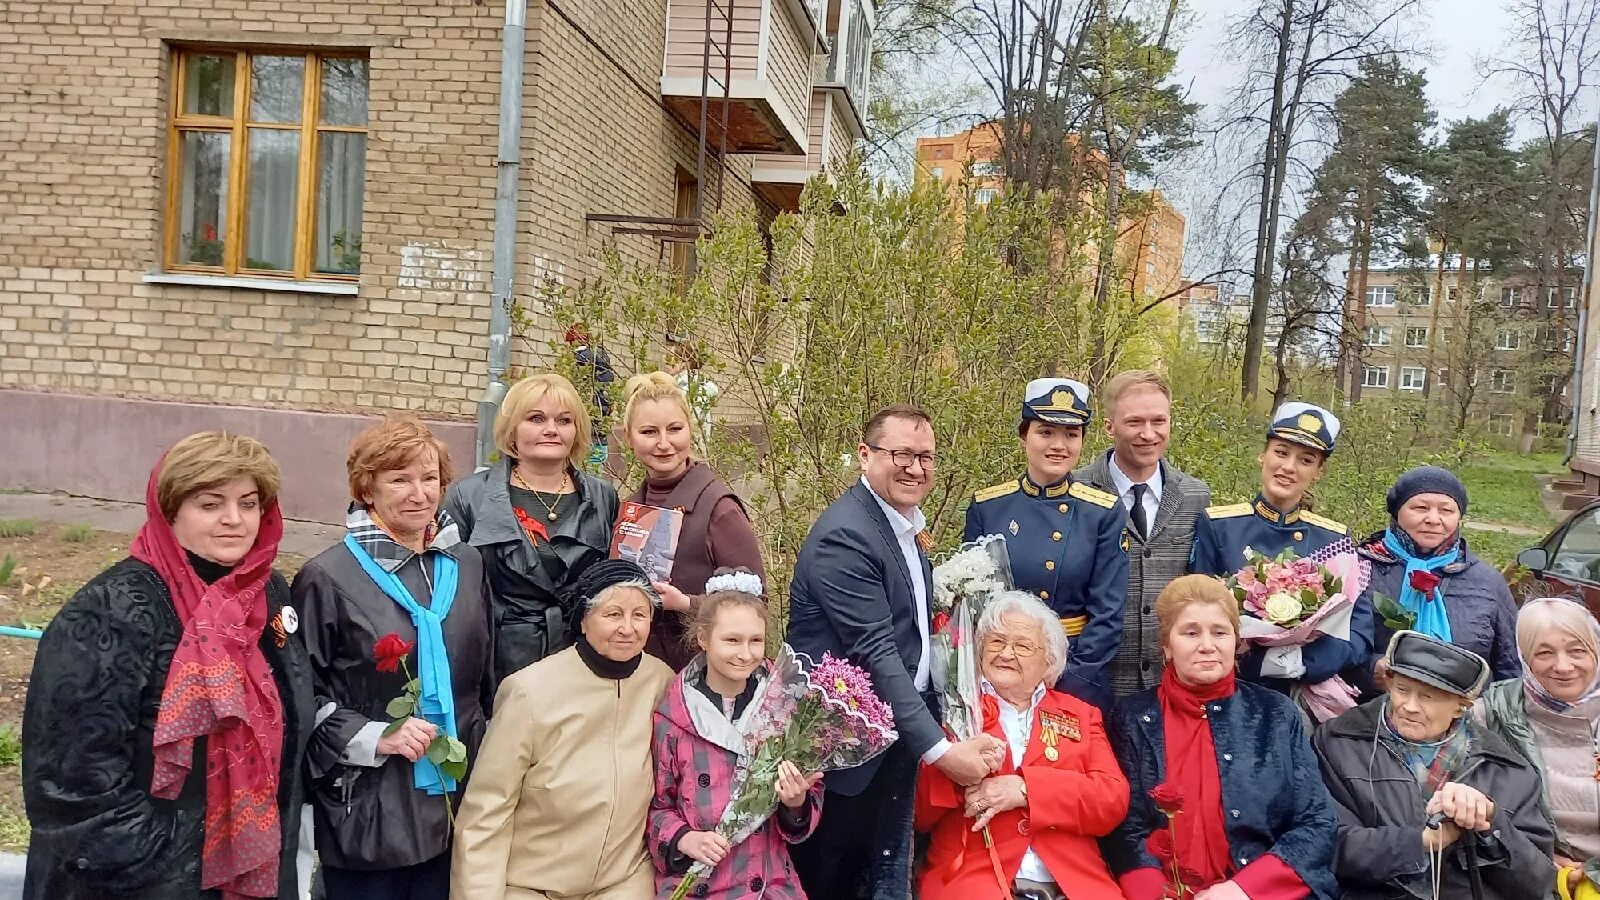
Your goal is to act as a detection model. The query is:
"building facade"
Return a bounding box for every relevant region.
[0,0,866,521]
[1355,263,1577,440]
[910,123,1187,305]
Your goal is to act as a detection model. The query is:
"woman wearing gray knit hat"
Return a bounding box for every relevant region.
[1354,466,1521,700]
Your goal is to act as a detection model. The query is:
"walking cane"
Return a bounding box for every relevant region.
[1462,830,1486,900]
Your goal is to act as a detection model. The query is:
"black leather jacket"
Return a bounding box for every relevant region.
[444,458,618,684]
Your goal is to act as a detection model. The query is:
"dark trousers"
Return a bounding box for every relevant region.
[321,852,450,900]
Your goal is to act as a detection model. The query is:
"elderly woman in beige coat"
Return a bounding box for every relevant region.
[452,559,673,899]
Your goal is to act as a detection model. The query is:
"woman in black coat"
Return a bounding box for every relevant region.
[294,415,495,900]
[22,432,314,900]
[444,373,619,684]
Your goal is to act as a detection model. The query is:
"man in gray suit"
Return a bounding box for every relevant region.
[1074,371,1210,700]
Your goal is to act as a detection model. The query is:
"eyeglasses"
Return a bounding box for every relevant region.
[983,636,1041,658]
[866,444,937,470]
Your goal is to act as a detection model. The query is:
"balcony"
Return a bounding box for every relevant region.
[749,87,861,210]
[661,0,824,155]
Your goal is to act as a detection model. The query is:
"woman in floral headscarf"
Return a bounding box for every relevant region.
[1476,596,1600,897]
[22,432,314,900]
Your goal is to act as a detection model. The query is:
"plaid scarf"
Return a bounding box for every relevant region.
[1380,703,1476,799]
[344,504,461,569]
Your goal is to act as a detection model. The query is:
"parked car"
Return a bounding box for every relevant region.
[1512,499,1600,614]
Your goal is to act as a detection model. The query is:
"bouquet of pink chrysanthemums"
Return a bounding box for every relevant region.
[666,647,898,900]
[1228,540,1370,721]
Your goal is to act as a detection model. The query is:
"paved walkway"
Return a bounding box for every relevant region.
[0,491,342,558]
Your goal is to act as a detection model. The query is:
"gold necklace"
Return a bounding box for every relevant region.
[513,466,569,521]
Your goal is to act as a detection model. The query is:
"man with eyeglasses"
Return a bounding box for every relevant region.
[787,404,1006,900]
[964,378,1129,712]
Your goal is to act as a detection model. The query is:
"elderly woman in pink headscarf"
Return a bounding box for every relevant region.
[1476,596,1600,895]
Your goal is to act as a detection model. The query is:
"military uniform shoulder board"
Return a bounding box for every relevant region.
[1205,502,1254,520]
[1298,511,1349,535]
[973,480,1020,503]
[1068,482,1117,509]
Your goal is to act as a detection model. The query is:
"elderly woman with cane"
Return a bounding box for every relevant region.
[1315,631,1554,900]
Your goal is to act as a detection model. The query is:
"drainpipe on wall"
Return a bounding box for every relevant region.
[1563,117,1600,469]
[476,0,529,470]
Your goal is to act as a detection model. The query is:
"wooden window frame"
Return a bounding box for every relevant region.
[164,46,368,282]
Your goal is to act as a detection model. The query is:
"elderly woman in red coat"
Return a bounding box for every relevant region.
[914,590,1130,900]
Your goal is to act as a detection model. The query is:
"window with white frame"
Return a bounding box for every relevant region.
[1496,328,1520,351]
[928,166,944,180]
[1491,369,1515,393]
[1500,286,1522,307]
[1366,286,1397,307]
[1362,365,1390,388]
[1400,366,1426,391]
[1548,286,1579,308]
[1441,326,1453,345]
[970,160,1000,176]
[1438,368,1450,385]
[1364,325,1392,347]
[973,187,999,205]
[1446,285,1459,303]
[1488,413,1514,436]
[1404,326,1428,348]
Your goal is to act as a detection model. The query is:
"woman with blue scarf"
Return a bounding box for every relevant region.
[1356,466,1521,700]
[294,415,495,900]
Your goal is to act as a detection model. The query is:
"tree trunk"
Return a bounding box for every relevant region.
[1242,0,1295,403]
[1422,241,1447,400]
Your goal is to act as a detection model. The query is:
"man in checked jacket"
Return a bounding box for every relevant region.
[1073,370,1210,702]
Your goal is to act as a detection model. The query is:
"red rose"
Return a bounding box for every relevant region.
[932,611,951,635]
[1145,827,1175,863]
[1150,782,1185,814]
[374,633,414,673]
[1408,570,1442,595]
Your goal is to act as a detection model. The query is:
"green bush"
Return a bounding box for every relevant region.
[0,520,35,539]
[0,555,13,587]
[62,524,94,543]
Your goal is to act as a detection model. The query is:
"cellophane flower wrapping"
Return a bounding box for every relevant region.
[1228,538,1373,721]
[667,645,899,900]
[930,536,1015,742]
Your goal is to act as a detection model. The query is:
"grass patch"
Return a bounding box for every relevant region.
[1458,451,1563,531]
[0,520,36,539]
[61,524,94,543]
[0,726,21,769]
[1467,528,1540,573]
[0,804,28,853]
[0,556,13,587]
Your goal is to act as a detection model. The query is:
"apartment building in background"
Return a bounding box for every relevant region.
[911,123,1187,306]
[0,0,868,521]
[1355,262,1578,440]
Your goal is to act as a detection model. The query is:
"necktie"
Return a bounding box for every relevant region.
[1130,482,1149,539]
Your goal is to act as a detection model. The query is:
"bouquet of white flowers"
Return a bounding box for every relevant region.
[930,535,1014,741]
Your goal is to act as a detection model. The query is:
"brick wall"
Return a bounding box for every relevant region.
[0,0,766,420]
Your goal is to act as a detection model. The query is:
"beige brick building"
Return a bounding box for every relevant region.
[0,0,865,520]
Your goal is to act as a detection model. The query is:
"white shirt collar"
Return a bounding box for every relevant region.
[979,677,1047,713]
[1108,451,1163,502]
[860,476,926,538]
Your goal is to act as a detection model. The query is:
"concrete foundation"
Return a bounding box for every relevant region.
[0,389,476,524]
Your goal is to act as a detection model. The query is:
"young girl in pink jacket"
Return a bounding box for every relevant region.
[648,569,823,900]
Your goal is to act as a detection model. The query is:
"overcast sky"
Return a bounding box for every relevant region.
[1175,0,1516,125]
[1162,0,1539,276]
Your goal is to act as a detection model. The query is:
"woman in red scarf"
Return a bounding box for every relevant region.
[1103,575,1339,899]
[22,432,314,900]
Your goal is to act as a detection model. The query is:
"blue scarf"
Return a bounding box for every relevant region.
[344,533,461,795]
[1381,526,1460,643]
